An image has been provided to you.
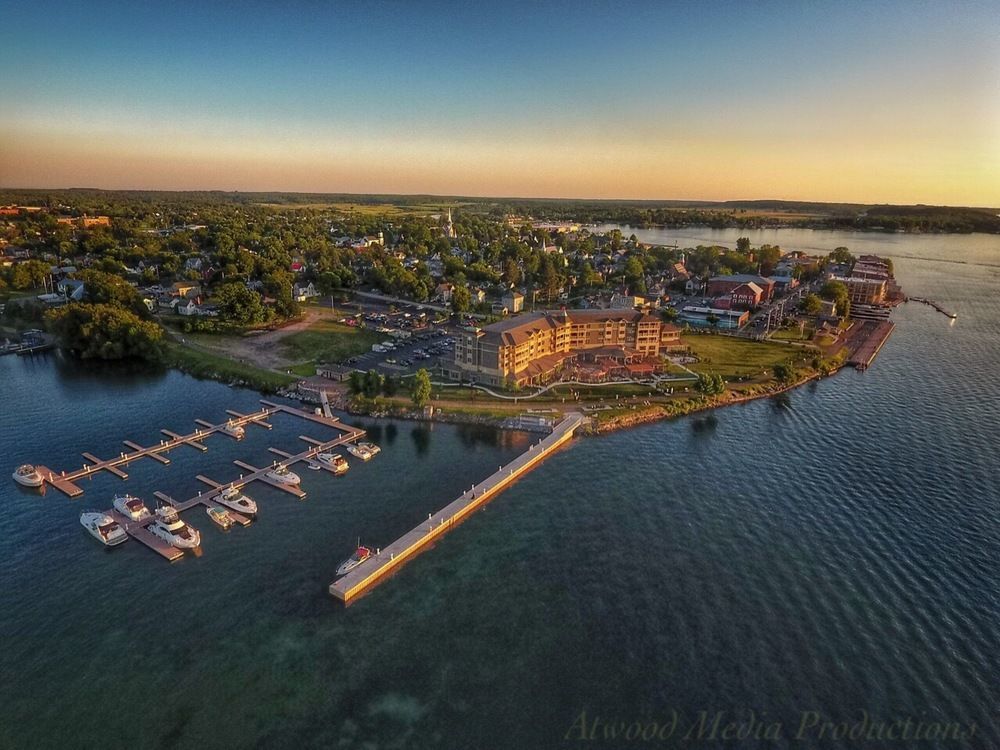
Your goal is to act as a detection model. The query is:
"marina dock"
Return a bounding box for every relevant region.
[329,412,585,604]
[32,405,280,497]
[22,400,367,561]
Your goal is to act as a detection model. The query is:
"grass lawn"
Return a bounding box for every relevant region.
[771,325,815,342]
[162,341,295,391]
[280,319,382,365]
[682,334,814,378]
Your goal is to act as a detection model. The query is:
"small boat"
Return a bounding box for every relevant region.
[12,464,44,487]
[220,420,246,440]
[316,452,349,475]
[214,485,257,516]
[113,493,152,522]
[357,441,381,456]
[206,505,234,530]
[336,544,373,576]
[265,465,300,485]
[346,444,373,461]
[80,511,128,547]
[148,506,201,549]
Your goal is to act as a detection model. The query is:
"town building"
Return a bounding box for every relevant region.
[448,309,680,386]
[833,276,887,305]
[729,282,764,310]
[707,274,775,302]
[677,305,749,329]
[501,290,525,313]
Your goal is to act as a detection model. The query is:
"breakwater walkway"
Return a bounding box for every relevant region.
[329,412,585,604]
[907,297,957,319]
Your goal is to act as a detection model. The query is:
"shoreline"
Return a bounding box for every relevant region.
[294,368,832,438]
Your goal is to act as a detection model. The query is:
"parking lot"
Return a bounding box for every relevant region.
[341,307,457,377]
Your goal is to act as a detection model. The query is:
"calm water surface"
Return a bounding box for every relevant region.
[1,229,998,749]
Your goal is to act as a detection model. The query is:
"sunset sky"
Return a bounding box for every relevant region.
[2,0,998,206]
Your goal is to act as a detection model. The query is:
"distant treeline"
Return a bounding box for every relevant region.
[2,190,997,233]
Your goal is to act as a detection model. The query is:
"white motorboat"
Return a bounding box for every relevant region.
[80,511,128,547]
[265,465,300,485]
[148,506,201,549]
[316,452,349,475]
[113,493,152,522]
[357,441,381,456]
[346,444,373,461]
[336,544,373,576]
[220,420,246,440]
[12,464,44,487]
[214,485,257,516]
[206,505,234,530]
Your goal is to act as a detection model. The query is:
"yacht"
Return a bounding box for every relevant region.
[336,544,373,576]
[316,452,349,475]
[346,444,373,461]
[357,441,381,456]
[214,485,257,516]
[148,506,201,549]
[220,420,246,440]
[206,506,234,530]
[80,511,128,547]
[12,464,44,487]
[265,465,301,485]
[113,493,152,522]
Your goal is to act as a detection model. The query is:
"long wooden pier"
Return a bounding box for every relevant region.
[328,412,585,604]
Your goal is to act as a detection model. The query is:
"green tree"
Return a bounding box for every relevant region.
[451,285,471,313]
[78,269,149,316]
[382,374,399,397]
[800,293,822,316]
[7,260,50,291]
[820,280,850,318]
[362,369,383,398]
[773,363,795,384]
[46,303,163,361]
[348,370,364,395]
[215,281,268,325]
[410,368,432,408]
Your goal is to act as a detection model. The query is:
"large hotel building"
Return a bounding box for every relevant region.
[447,309,680,386]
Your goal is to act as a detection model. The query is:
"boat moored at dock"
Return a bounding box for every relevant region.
[336,544,372,576]
[265,465,301,485]
[357,442,380,456]
[206,506,234,530]
[346,444,373,461]
[214,485,257,516]
[80,511,128,547]
[149,506,201,549]
[316,453,349,475]
[12,464,44,487]
[220,420,246,440]
[113,493,152,521]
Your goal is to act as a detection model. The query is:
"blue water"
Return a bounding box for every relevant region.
[1,231,998,748]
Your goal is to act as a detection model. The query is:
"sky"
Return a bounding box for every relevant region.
[1,0,998,206]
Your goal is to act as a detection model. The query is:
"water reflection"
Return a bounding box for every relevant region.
[411,425,431,455]
[690,414,718,435]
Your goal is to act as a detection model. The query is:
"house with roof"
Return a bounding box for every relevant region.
[56,278,86,301]
[729,282,764,310]
[707,274,775,302]
[435,282,454,303]
[501,290,524,313]
[293,282,319,302]
[171,281,201,299]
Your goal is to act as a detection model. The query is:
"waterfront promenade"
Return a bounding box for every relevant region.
[329,412,584,603]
